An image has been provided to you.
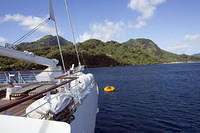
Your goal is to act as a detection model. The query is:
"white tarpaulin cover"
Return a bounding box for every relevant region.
[26,93,71,119]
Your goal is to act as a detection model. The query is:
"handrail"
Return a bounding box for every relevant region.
[55,76,78,79]
[0,77,78,112]
[0,67,83,73]
[0,70,68,73]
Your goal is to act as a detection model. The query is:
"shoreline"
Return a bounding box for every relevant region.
[0,61,200,72]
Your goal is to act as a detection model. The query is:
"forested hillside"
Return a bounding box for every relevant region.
[0,35,199,71]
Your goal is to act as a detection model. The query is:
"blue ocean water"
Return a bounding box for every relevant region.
[89,63,200,133]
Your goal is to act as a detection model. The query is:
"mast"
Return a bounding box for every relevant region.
[49,0,66,72]
[64,0,81,67]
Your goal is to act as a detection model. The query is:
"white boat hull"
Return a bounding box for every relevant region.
[71,82,98,133]
[0,115,71,133]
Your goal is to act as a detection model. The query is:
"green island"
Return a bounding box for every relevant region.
[0,35,200,71]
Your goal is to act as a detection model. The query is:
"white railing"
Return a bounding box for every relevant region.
[0,72,9,84]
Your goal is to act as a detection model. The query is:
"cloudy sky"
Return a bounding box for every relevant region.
[0,0,200,55]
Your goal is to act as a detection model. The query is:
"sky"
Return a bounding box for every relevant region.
[0,0,200,55]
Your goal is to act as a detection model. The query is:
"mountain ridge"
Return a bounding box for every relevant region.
[0,35,200,70]
[193,53,200,56]
[123,38,198,63]
[16,35,73,50]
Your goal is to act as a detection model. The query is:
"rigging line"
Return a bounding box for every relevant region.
[49,0,66,72]
[16,18,49,44]
[12,18,49,45]
[64,0,81,67]
[53,20,66,72]
[75,28,89,71]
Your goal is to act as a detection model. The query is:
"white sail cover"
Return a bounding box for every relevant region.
[26,93,71,119]
[70,73,94,91]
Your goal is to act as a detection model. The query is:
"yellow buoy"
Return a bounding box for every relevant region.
[104,86,115,92]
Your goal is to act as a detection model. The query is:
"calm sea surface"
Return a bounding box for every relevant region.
[89,63,200,133]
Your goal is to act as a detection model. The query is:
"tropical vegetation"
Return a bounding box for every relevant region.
[0,35,199,71]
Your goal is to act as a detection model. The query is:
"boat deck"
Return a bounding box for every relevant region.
[28,84,55,96]
[11,84,43,98]
[0,99,35,116]
[0,83,57,116]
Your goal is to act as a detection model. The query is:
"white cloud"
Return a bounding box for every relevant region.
[0,37,6,42]
[184,34,200,41]
[1,14,57,35]
[128,21,146,29]
[78,33,92,42]
[128,0,166,29]
[166,33,200,54]
[167,44,189,52]
[79,20,125,42]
